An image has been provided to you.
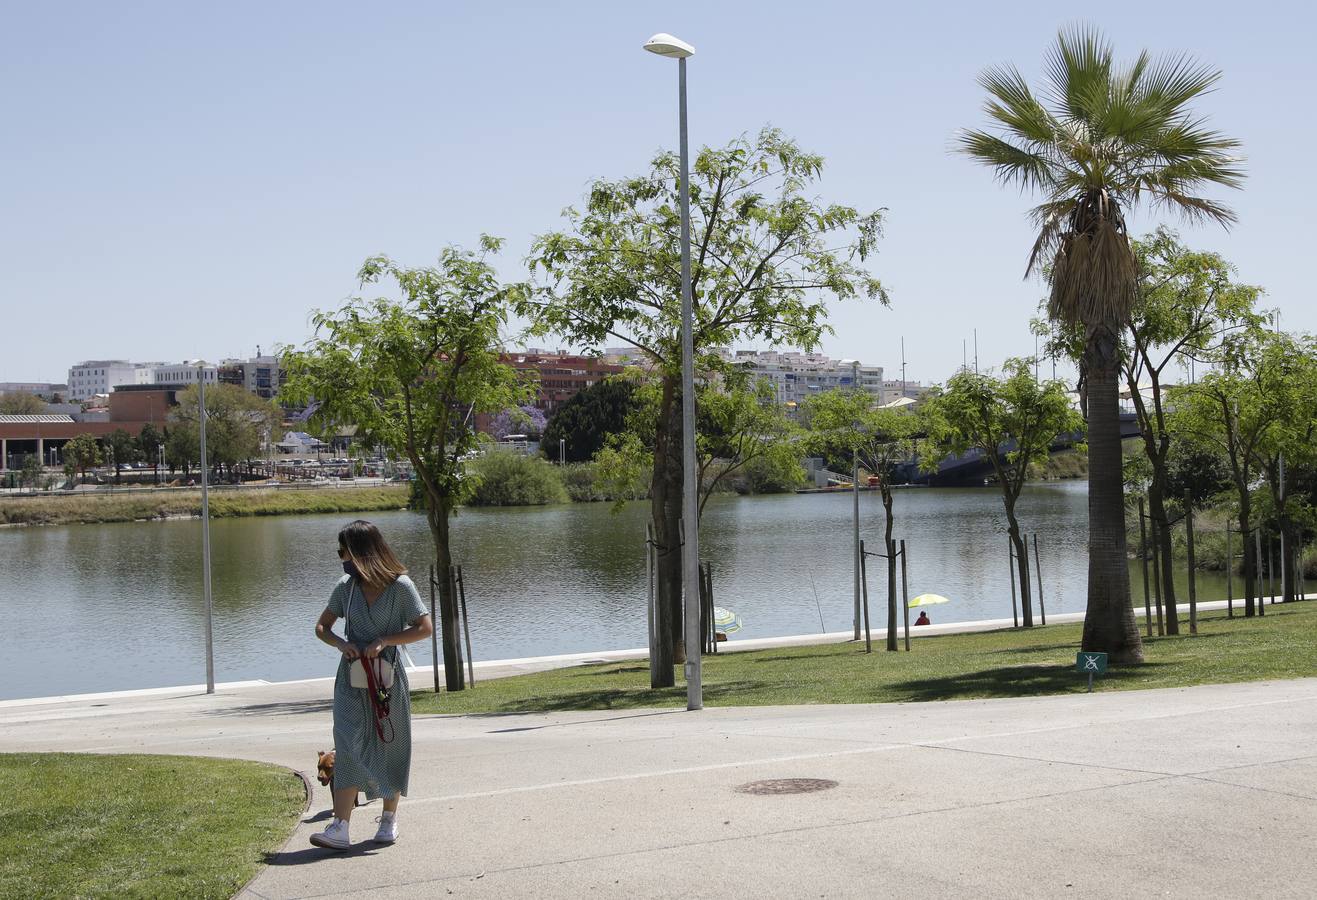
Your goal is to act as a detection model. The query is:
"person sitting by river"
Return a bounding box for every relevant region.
[914,611,931,626]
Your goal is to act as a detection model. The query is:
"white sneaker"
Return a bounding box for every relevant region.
[310,817,351,850]
[374,814,398,844]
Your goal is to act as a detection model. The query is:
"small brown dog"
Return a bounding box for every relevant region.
[316,750,360,807]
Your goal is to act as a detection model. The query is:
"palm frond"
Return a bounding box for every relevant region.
[1026,200,1071,278]
[1044,25,1113,123]
[1133,52,1222,115]
[977,64,1058,145]
[957,130,1060,192]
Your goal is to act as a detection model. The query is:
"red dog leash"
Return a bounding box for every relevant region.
[359,654,395,744]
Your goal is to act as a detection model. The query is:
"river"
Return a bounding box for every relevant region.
[0,481,1234,700]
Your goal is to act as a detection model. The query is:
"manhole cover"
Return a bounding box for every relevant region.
[735,778,839,795]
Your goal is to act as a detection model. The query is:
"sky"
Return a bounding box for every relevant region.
[2,0,1313,387]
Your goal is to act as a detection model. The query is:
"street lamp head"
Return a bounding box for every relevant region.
[643,32,694,59]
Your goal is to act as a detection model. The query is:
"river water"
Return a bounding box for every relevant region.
[0,482,1233,700]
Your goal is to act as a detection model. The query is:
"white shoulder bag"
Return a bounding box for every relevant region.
[345,580,395,690]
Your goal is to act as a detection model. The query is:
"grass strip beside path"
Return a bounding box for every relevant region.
[0,753,305,899]
[413,603,1317,715]
[0,485,410,526]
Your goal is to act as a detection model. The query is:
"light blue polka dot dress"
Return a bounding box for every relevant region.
[326,573,427,800]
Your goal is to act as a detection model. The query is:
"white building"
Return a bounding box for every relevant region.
[150,361,219,388]
[881,379,929,405]
[66,360,154,401]
[719,349,884,410]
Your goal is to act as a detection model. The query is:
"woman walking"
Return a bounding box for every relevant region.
[312,519,433,850]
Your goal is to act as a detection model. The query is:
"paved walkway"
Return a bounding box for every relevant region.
[4,672,1316,898]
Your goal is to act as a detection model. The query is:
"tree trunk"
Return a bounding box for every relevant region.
[1002,489,1033,627]
[1270,468,1297,604]
[1006,514,1033,627]
[1237,494,1255,617]
[1079,328,1143,663]
[648,374,682,687]
[883,487,898,651]
[1281,515,1297,603]
[1147,477,1178,634]
[427,501,465,692]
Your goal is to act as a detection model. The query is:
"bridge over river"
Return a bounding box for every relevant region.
[898,411,1140,486]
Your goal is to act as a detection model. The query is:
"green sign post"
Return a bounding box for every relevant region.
[1076,651,1108,692]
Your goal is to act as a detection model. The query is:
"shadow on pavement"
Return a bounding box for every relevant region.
[203,698,335,717]
[480,708,685,733]
[884,662,1166,702]
[264,844,382,866]
[445,680,762,715]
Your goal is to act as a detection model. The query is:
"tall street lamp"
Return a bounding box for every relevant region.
[843,359,861,640]
[644,31,702,711]
[198,365,215,693]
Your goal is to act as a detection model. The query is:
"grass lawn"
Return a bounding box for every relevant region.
[0,754,305,899]
[413,602,1317,715]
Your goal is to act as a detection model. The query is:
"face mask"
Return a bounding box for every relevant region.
[342,560,362,579]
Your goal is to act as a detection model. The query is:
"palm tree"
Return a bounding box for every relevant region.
[960,27,1243,663]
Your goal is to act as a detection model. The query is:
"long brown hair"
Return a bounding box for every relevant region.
[338,520,407,589]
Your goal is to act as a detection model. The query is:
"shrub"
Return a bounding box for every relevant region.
[465,452,569,507]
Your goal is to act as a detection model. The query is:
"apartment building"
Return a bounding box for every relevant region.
[720,349,884,410]
[66,361,155,401]
[219,354,284,399]
[148,361,219,388]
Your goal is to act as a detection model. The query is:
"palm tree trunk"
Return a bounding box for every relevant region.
[1080,328,1143,663]
[648,374,681,687]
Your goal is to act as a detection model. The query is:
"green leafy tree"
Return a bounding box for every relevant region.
[282,238,531,691]
[19,454,43,490]
[921,361,1083,627]
[1247,331,1317,603]
[805,389,921,650]
[593,374,803,515]
[0,392,45,414]
[1168,330,1290,616]
[960,27,1243,662]
[105,428,140,484]
[695,375,803,515]
[63,433,103,484]
[168,384,278,480]
[139,423,164,483]
[525,128,888,684]
[466,451,570,507]
[541,377,638,464]
[1118,230,1262,632]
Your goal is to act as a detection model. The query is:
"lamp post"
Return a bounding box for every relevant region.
[843,359,860,640]
[644,31,701,711]
[198,365,215,693]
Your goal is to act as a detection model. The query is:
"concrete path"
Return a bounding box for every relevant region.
[4,675,1316,898]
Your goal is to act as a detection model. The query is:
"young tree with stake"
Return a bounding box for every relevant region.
[283,238,532,691]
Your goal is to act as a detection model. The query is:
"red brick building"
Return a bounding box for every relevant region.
[505,353,625,415]
[0,387,177,469]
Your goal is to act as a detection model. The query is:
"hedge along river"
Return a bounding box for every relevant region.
[1,480,1237,700]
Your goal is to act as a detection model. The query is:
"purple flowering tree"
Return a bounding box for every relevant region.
[491,405,547,440]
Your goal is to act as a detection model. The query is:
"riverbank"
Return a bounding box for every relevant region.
[0,484,410,527]
[410,599,1317,714]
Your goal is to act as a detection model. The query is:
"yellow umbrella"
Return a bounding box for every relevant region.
[909,593,950,608]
